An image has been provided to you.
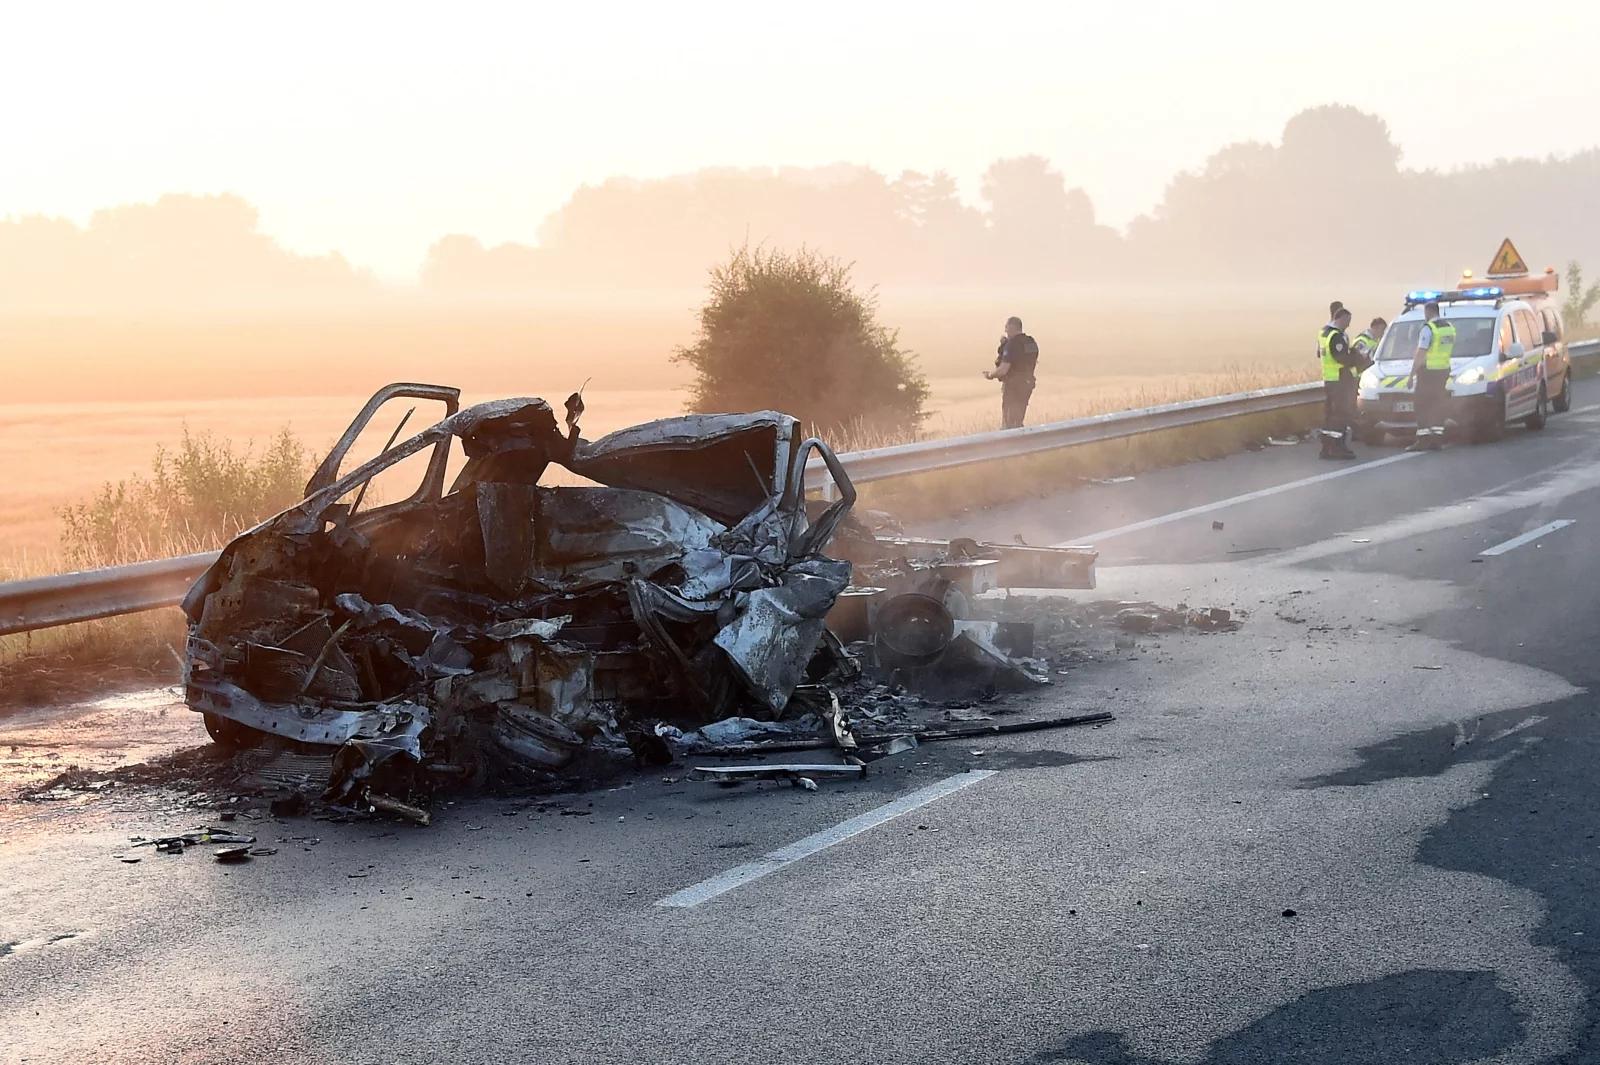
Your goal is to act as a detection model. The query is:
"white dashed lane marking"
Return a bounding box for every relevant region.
[655,770,999,909]
[1479,520,1575,557]
[1053,452,1422,546]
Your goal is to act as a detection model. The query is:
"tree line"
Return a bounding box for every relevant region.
[3,105,1598,311]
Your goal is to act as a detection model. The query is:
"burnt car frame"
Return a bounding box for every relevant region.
[181,382,856,799]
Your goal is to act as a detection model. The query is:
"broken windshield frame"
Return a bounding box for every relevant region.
[305,383,462,522]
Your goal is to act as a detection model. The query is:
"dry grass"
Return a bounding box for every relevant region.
[1,429,317,706]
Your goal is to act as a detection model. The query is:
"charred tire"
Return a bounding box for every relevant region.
[203,712,266,750]
[1553,372,1573,413]
[1525,386,1548,431]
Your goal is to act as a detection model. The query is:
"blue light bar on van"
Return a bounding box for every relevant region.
[1404,285,1504,308]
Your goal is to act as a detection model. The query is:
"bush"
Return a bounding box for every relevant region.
[59,426,314,567]
[673,245,928,436]
[1564,261,1600,333]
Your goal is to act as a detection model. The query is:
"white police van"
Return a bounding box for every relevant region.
[1355,270,1570,445]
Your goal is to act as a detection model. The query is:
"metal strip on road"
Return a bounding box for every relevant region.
[1480,520,1576,557]
[655,770,999,909]
[1053,452,1424,546]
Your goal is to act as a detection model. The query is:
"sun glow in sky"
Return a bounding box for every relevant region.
[4,0,1598,278]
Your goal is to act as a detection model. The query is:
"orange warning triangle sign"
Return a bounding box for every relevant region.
[1486,238,1529,278]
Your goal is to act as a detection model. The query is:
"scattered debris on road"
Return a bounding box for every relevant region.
[123,825,257,859]
[691,763,865,785]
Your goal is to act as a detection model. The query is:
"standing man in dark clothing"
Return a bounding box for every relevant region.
[1318,307,1361,459]
[1406,302,1455,451]
[986,316,1039,429]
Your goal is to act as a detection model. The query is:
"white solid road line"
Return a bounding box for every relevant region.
[655,770,999,909]
[1049,402,1600,549]
[1480,520,1576,557]
[1052,452,1423,546]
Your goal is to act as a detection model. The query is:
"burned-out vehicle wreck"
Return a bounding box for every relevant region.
[184,383,860,804]
[183,382,1101,815]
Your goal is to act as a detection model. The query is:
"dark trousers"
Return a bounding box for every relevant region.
[1321,380,1353,441]
[1002,376,1035,429]
[1415,368,1449,436]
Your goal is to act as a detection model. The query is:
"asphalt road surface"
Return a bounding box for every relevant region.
[8,402,1600,1064]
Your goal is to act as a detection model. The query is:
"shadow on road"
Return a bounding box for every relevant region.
[1038,690,1600,1064]
[1033,969,1521,1064]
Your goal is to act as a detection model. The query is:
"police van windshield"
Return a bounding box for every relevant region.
[1377,317,1496,361]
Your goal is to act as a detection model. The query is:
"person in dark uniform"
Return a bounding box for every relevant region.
[986,316,1039,429]
[1317,307,1361,459]
[1406,302,1455,451]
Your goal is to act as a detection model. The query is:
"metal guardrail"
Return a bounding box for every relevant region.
[0,552,219,637]
[5,338,1597,638]
[804,381,1323,491]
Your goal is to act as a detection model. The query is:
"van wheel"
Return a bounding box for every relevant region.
[1474,400,1507,443]
[1553,372,1572,413]
[1526,386,1548,431]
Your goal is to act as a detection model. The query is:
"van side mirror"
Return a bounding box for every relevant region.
[1543,329,1559,346]
[1506,342,1526,361]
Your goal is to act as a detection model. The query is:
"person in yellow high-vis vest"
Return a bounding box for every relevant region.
[1350,317,1386,366]
[1406,303,1456,452]
[1318,307,1360,459]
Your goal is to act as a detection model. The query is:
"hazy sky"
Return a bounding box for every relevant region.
[5,0,1597,279]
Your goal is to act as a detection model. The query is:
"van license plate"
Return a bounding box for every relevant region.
[1394,401,1414,413]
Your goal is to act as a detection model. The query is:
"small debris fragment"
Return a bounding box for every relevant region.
[1212,521,1225,531]
[365,792,430,826]
[692,763,865,783]
[1413,665,1443,671]
[214,846,251,863]
[1282,908,1298,918]
[270,792,310,818]
[858,735,920,762]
